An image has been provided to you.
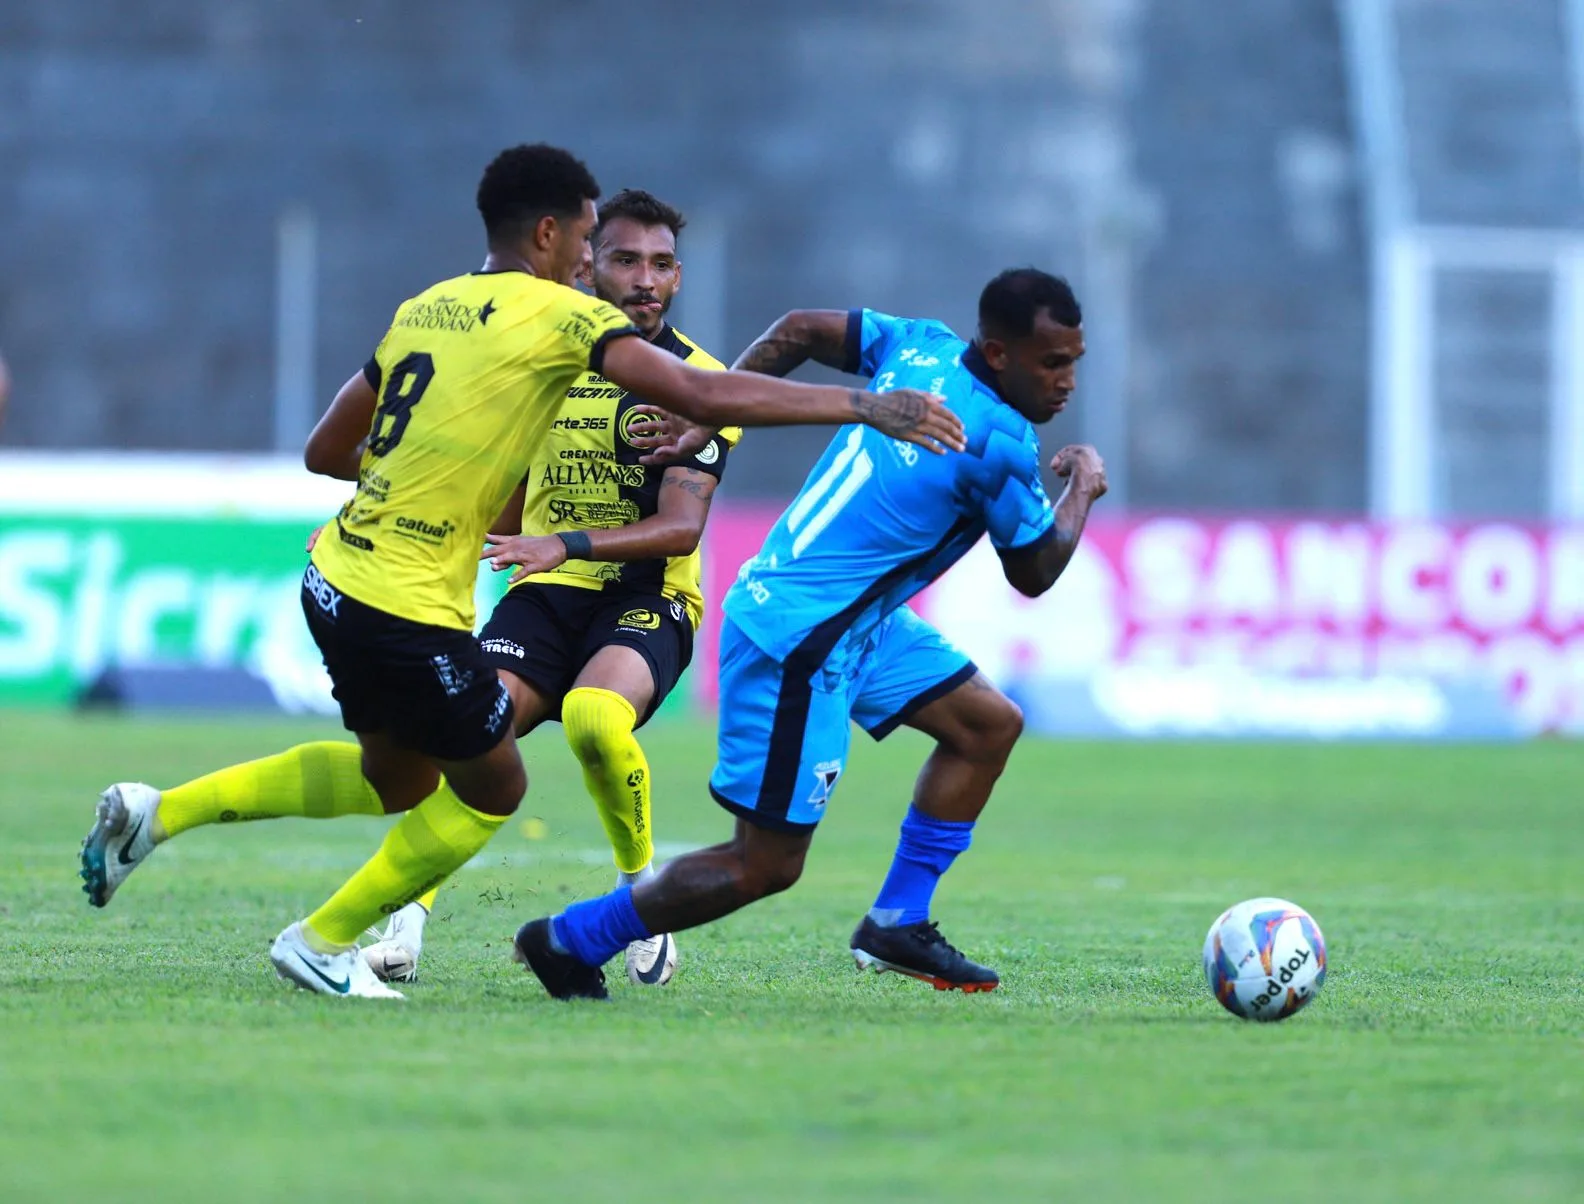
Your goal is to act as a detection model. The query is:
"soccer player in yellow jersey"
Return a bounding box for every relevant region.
[78,143,963,1000]
[361,189,734,988]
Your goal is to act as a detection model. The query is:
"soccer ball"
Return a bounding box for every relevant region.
[1203,897,1327,1021]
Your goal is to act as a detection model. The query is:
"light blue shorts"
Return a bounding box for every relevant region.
[709,608,976,831]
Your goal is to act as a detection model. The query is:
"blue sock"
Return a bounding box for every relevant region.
[550,884,653,967]
[869,804,975,927]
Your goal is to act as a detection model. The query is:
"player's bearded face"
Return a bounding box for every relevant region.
[591,218,681,337]
[1000,317,1085,425]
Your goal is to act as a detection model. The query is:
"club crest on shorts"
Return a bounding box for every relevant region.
[807,760,843,807]
[618,608,661,631]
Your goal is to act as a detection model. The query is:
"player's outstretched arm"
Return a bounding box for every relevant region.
[732,310,853,378]
[482,467,717,585]
[599,336,964,454]
[304,370,378,481]
[999,445,1108,598]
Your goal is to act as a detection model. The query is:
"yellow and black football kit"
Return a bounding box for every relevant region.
[477,323,736,724]
[304,269,638,760]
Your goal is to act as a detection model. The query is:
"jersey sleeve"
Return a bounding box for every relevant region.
[678,340,742,448]
[550,292,641,374]
[843,309,915,377]
[976,432,1057,554]
[678,433,731,481]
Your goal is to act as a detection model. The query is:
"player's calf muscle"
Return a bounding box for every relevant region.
[634,830,809,931]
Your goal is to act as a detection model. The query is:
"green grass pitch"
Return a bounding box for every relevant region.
[2,710,1581,1202]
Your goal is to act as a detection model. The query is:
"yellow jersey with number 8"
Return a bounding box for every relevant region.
[311,270,638,630]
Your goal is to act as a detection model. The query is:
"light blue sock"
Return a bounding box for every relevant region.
[869,804,975,927]
[550,884,652,966]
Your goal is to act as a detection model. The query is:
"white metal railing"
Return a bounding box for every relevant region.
[1375,226,1584,519]
[1341,0,1584,520]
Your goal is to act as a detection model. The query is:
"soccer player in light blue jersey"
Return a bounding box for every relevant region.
[514,268,1108,999]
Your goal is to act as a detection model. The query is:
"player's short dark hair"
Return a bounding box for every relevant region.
[978,268,1082,338]
[476,144,601,243]
[596,189,687,243]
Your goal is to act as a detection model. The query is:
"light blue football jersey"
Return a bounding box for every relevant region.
[721,309,1056,670]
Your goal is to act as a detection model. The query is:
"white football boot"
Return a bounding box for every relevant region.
[361,901,427,983]
[79,783,162,908]
[625,931,679,986]
[618,864,678,986]
[271,922,404,1000]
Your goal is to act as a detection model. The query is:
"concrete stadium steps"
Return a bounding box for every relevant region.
[1395,0,1584,228]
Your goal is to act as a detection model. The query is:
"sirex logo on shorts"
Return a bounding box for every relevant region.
[303,564,342,618]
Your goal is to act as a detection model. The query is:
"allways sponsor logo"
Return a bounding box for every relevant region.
[539,462,645,489]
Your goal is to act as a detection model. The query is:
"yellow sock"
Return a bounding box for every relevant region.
[414,887,439,911]
[562,686,651,875]
[303,780,506,951]
[155,742,383,840]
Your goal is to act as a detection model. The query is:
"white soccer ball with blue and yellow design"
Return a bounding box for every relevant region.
[1203,897,1327,1021]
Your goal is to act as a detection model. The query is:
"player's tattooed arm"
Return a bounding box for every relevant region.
[600,336,964,453]
[1000,445,1108,598]
[849,388,942,442]
[733,310,852,377]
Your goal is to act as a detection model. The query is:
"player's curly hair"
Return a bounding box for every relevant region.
[476,144,601,243]
[596,189,687,243]
[978,268,1082,337]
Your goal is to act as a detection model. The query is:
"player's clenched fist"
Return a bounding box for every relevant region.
[1052,444,1107,501]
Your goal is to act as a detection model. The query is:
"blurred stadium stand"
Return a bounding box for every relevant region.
[1,0,1579,517]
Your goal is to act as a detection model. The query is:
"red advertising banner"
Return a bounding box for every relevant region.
[699,510,1584,732]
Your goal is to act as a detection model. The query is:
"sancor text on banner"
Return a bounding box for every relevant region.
[703,509,1579,739]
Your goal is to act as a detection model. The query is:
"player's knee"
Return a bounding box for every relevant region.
[987,696,1024,757]
[738,840,807,899]
[360,754,436,814]
[447,745,528,817]
[745,858,803,899]
[952,694,1024,766]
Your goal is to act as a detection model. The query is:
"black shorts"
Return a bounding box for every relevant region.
[300,565,514,761]
[477,582,694,725]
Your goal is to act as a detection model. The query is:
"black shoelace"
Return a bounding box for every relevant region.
[911,921,959,956]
